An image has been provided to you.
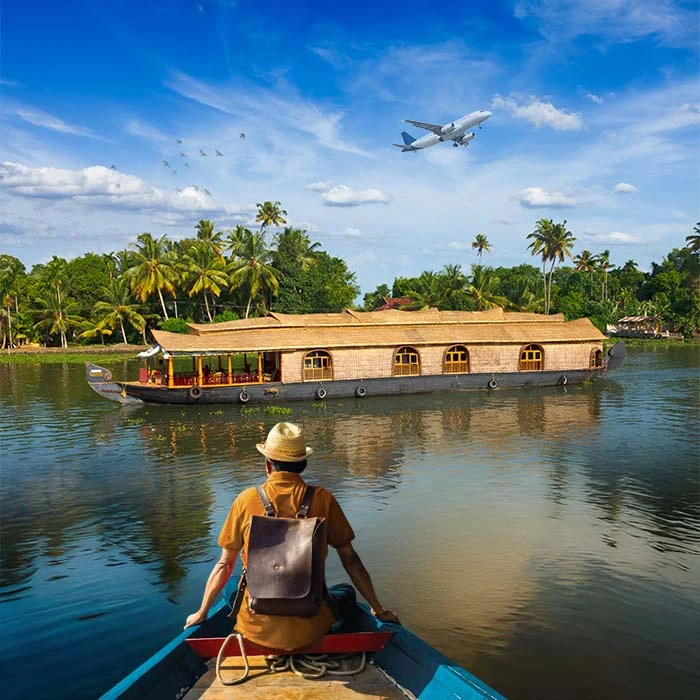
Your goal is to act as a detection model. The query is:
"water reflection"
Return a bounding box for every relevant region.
[1,351,699,700]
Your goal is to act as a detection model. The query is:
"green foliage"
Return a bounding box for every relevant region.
[264,405,292,415]
[160,317,190,333]
[212,309,239,323]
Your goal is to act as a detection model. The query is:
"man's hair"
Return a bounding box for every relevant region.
[268,457,307,474]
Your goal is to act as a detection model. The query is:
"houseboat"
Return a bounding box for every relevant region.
[86,307,625,406]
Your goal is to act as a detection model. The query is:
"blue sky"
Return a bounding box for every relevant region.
[1,0,698,294]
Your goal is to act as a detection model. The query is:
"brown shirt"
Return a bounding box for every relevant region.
[218,471,355,650]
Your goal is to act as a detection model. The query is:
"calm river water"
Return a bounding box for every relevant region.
[1,344,699,700]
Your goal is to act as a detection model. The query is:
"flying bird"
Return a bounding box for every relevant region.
[115,183,121,189]
[171,169,178,175]
[240,133,246,139]
[203,188,211,196]
[162,160,171,168]
[184,162,190,168]
[199,149,207,157]
[192,185,199,192]
[178,151,187,158]
[175,188,182,193]
[109,164,117,170]
[215,149,223,156]
[176,139,183,144]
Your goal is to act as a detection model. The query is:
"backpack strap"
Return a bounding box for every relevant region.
[296,485,316,518]
[256,485,276,517]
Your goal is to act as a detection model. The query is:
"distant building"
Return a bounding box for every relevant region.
[607,316,668,338]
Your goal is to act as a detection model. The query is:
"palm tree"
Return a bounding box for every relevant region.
[228,229,280,318]
[225,225,253,260]
[33,289,83,347]
[466,265,509,310]
[124,233,178,319]
[471,234,492,264]
[544,220,576,312]
[255,201,287,233]
[573,249,597,300]
[274,227,321,272]
[685,222,700,255]
[194,219,224,257]
[597,249,612,302]
[181,241,229,322]
[403,271,447,310]
[91,278,146,344]
[527,219,554,313]
[0,254,25,349]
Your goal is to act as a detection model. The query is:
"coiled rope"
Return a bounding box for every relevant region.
[215,634,367,685]
[267,651,367,679]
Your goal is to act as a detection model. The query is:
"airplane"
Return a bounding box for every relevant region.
[393,109,491,152]
[214,149,223,156]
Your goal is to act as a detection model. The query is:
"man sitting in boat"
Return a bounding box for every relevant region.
[184,422,399,649]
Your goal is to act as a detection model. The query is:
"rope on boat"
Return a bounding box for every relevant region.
[215,635,366,684]
[267,651,367,679]
[215,633,250,685]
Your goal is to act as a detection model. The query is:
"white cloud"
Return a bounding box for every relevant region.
[614,182,638,193]
[582,231,648,245]
[518,186,581,208]
[343,227,362,237]
[0,161,251,220]
[513,0,698,48]
[491,94,583,130]
[585,93,604,104]
[321,185,390,207]
[14,107,103,140]
[305,181,333,192]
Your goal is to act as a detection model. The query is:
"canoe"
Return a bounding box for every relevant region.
[100,578,508,700]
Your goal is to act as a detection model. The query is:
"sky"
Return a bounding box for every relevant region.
[1,0,698,295]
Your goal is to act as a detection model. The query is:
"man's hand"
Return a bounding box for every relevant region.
[372,608,401,624]
[184,610,207,629]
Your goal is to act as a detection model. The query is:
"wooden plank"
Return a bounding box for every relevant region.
[187,632,393,659]
[184,656,410,699]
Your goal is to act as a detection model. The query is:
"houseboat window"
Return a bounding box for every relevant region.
[519,344,544,371]
[590,348,603,368]
[393,346,420,376]
[444,345,470,374]
[303,350,333,381]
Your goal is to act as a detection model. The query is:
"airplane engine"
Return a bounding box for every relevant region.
[440,122,455,134]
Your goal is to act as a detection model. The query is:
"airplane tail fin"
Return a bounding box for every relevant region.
[401,131,416,145]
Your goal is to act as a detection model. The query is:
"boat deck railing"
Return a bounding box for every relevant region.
[142,370,277,387]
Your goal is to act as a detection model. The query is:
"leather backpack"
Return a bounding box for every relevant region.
[245,484,327,618]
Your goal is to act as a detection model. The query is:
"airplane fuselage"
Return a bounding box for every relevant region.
[402,110,491,151]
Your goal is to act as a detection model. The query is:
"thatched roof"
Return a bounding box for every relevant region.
[151,308,604,355]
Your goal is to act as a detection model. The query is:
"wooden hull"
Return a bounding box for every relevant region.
[99,577,508,700]
[87,342,624,405]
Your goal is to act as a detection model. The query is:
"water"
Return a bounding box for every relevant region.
[1,344,698,700]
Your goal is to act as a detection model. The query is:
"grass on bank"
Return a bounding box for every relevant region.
[0,347,143,364]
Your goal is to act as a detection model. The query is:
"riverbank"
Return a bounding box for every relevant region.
[0,344,145,364]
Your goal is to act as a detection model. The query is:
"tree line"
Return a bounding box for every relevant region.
[1,205,698,348]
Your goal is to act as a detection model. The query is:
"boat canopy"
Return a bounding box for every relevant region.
[147,308,605,356]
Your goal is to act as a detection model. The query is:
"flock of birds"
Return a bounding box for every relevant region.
[107,132,246,195]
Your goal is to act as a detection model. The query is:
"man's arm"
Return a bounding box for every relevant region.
[336,543,399,623]
[184,547,239,628]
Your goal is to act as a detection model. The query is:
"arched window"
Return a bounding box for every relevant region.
[444,345,470,373]
[393,346,420,376]
[590,348,603,368]
[519,344,544,371]
[303,350,333,381]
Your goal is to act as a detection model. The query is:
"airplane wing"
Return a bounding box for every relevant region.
[404,119,443,134]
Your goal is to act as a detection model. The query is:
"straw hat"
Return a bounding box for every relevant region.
[256,422,313,462]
